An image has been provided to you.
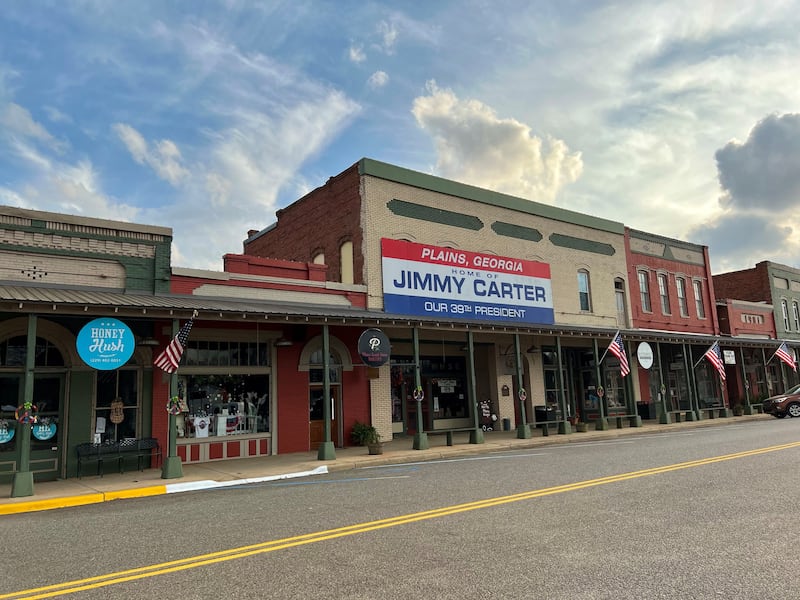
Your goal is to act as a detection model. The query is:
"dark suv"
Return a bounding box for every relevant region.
[763,384,800,418]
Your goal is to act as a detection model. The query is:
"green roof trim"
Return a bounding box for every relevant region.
[387,199,483,231]
[491,221,543,242]
[360,158,624,235]
[549,233,616,256]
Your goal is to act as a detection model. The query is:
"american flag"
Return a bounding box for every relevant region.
[774,342,797,372]
[606,332,630,377]
[703,341,726,381]
[154,318,194,374]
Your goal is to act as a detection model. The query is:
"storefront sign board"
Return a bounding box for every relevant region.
[381,239,554,325]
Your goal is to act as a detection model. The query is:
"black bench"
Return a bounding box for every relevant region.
[76,437,162,478]
[426,427,479,446]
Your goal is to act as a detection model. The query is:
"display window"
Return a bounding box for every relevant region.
[179,374,269,438]
[175,336,272,439]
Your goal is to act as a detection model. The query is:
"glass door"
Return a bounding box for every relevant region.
[0,374,64,483]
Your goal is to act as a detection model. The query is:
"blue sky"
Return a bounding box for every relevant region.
[1,1,799,274]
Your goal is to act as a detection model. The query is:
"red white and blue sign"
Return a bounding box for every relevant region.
[381,238,554,325]
[76,318,136,370]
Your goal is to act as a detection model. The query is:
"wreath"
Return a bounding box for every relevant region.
[412,386,424,402]
[15,401,38,424]
[166,396,182,416]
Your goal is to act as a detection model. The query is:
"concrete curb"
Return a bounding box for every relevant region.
[0,466,330,515]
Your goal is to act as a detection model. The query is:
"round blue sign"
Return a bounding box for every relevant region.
[32,422,56,441]
[0,425,14,444]
[77,318,136,370]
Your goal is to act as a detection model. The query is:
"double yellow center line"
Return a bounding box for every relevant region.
[5,441,799,599]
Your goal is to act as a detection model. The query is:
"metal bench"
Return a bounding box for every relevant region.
[76,437,162,478]
[426,427,479,446]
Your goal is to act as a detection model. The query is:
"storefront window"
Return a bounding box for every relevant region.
[180,374,269,438]
[94,368,138,442]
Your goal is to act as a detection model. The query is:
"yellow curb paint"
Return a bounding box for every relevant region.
[0,493,105,515]
[103,486,167,501]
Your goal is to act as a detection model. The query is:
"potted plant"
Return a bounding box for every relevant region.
[351,420,383,455]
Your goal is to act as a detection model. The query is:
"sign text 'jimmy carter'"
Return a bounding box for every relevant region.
[381,239,554,324]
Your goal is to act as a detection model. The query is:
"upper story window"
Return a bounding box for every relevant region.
[676,277,689,317]
[781,299,791,330]
[693,280,705,318]
[638,270,651,313]
[577,269,592,312]
[312,252,325,265]
[793,301,800,331]
[658,273,671,315]
[339,241,354,284]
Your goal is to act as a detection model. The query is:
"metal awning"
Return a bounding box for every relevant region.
[0,284,791,349]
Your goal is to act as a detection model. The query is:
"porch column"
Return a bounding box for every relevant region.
[514,334,531,439]
[162,319,184,479]
[317,324,336,460]
[466,331,483,444]
[556,336,571,434]
[593,338,609,430]
[657,342,671,424]
[625,338,642,427]
[683,343,699,421]
[11,314,36,498]
[412,327,429,450]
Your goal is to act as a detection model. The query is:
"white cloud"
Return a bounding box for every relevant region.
[412,81,582,203]
[377,20,398,54]
[1,103,65,152]
[367,70,389,89]
[113,123,189,186]
[349,44,366,63]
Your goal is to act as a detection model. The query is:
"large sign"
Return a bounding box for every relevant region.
[381,239,554,324]
[76,317,136,370]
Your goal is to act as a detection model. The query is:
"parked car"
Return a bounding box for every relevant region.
[763,384,800,418]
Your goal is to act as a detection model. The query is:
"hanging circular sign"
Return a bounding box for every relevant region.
[637,342,654,370]
[32,422,56,441]
[15,403,38,424]
[518,388,527,402]
[413,386,424,402]
[76,317,136,370]
[357,328,391,368]
[166,396,182,415]
[597,386,605,398]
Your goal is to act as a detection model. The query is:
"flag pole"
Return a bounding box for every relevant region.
[598,330,619,364]
[692,341,713,369]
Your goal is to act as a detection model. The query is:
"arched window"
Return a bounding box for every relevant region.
[676,277,689,317]
[693,280,705,318]
[339,240,353,284]
[781,300,791,331]
[577,269,592,312]
[638,270,651,313]
[0,335,65,367]
[793,301,800,331]
[658,273,671,315]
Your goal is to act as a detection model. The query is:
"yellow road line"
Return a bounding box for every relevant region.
[4,441,799,599]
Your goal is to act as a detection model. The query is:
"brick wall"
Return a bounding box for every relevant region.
[626,230,718,335]
[244,163,364,284]
[713,263,770,302]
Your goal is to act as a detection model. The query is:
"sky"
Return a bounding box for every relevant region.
[1,1,799,275]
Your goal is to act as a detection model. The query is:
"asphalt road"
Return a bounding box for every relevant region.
[3,418,800,599]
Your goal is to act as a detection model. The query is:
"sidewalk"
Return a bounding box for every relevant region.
[0,415,770,515]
